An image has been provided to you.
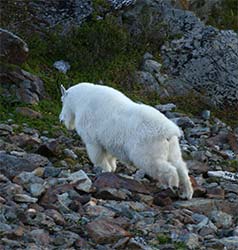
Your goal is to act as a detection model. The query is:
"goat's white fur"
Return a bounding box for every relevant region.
[59,83,193,199]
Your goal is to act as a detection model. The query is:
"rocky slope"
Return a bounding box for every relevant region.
[0,104,238,250]
[0,1,238,249]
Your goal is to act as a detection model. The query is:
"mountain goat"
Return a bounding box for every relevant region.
[59,83,193,199]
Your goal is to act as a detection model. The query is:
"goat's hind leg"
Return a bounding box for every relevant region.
[86,143,113,172]
[168,136,193,200]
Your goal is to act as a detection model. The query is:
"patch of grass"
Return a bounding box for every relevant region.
[174,242,187,250]
[0,15,150,134]
[222,159,238,172]
[208,0,238,31]
[157,233,171,244]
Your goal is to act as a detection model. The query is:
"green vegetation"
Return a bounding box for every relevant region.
[222,159,238,172]
[208,0,238,31]
[0,1,237,135]
[0,15,151,135]
[157,233,171,244]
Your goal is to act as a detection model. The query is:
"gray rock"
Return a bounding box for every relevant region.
[186,127,210,137]
[108,0,135,10]
[218,236,238,250]
[133,169,146,181]
[14,193,38,203]
[155,103,176,112]
[210,210,233,228]
[143,52,154,61]
[161,24,238,107]
[201,110,211,120]
[53,60,71,74]
[29,183,46,197]
[233,226,238,236]
[1,68,45,104]
[126,236,149,250]
[68,170,92,192]
[171,117,195,129]
[29,229,50,246]
[0,153,51,179]
[64,148,78,160]
[0,124,13,135]
[134,71,160,93]
[142,59,162,75]
[52,230,79,247]
[44,166,62,178]
[121,0,238,106]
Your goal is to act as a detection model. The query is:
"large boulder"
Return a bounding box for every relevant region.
[0,66,45,104]
[1,1,93,34]
[121,0,238,107]
[0,28,29,65]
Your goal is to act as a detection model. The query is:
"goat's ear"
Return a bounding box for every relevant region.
[60,85,66,96]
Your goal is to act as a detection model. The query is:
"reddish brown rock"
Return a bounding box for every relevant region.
[45,209,66,226]
[9,133,41,149]
[187,160,209,175]
[16,107,42,119]
[40,182,90,209]
[228,132,238,154]
[206,187,225,199]
[93,172,151,194]
[153,188,178,206]
[0,28,29,65]
[86,218,131,244]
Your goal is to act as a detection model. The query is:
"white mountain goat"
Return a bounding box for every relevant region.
[59,83,193,199]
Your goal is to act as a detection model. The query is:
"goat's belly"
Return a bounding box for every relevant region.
[107,144,131,164]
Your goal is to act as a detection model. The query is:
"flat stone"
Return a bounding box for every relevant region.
[68,170,92,193]
[0,124,13,134]
[206,187,225,199]
[134,71,160,93]
[187,160,209,175]
[218,236,238,249]
[29,229,50,246]
[45,209,66,226]
[93,172,151,194]
[210,211,233,229]
[155,103,176,112]
[86,218,131,244]
[174,198,216,215]
[40,183,90,209]
[95,187,129,201]
[29,183,45,197]
[0,152,50,179]
[64,148,78,160]
[142,59,162,74]
[52,231,79,247]
[14,194,38,203]
[172,117,195,129]
[85,204,116,218]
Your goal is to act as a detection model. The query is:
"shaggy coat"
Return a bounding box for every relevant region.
[60,83,193,199]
